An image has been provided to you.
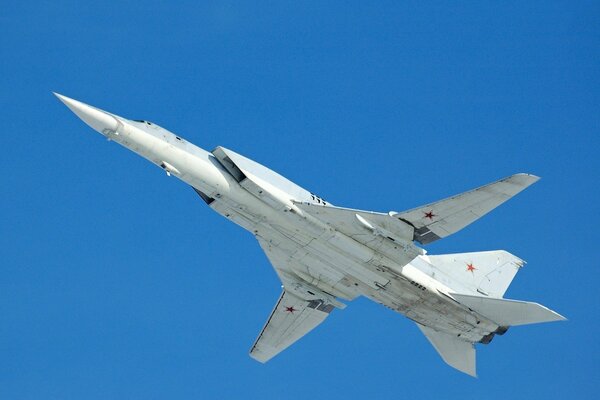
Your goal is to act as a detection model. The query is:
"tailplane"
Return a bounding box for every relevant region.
[450,293,566,326]
[417,323,477,377]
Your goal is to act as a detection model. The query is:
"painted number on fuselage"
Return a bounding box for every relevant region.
[310,193,327,206]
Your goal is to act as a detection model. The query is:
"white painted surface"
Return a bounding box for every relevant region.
[56,93,566,376]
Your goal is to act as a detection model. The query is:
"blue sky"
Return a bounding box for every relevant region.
[1,2,598,399]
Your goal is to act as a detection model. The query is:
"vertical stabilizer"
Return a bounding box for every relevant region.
[427,250,523,297]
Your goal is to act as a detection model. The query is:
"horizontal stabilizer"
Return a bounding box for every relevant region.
[417,323,477,377]
[450,293,566,326]
[392,173,539,244]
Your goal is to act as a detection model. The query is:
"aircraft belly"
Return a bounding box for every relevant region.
[207,180,416,295]
[209,198,261,232]
[258,215,392,292]
[288,250,360,301]
[365,278,497,342]
[208,184,498,342]
[254,226,362,300]
[304,238,390,290]
[211,194,498,343]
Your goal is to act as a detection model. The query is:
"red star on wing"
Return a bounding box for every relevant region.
[466,263,476,273]
[424,210,436,220]
[284,306,297,313]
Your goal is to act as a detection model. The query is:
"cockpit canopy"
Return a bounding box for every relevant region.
[132,119,163,131]
[130,119,185,143]
[133,119,153,126]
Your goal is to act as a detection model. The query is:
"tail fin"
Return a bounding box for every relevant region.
[427,250,522,298]
[450,293,566,326]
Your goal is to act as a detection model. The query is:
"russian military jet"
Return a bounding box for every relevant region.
[55,93,565,376]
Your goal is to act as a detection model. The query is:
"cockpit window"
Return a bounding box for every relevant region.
[133,120,152,125]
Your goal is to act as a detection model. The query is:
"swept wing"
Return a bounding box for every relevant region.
[249,289,334,363]
[296,174,539,246]
[249,236,344,362]
[392,173,539,244]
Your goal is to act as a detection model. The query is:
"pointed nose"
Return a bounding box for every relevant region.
[54,93,120,135]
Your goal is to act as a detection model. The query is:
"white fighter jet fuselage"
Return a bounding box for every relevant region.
[56,93,565,377]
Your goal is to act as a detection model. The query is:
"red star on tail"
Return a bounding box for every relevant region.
[284,306,297,313]
[466,263,476,273]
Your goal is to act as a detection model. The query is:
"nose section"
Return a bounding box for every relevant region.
[54,93,120,135]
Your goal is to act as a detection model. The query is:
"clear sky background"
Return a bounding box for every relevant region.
[1,2,598,399]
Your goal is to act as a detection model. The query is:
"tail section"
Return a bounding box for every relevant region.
[417,290,565,377]
[427,250,523,298]
[419,250,565,376]
[450,293,566,326]
[415,293,566,377]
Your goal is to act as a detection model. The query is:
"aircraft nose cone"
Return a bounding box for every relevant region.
[54,93,119,135]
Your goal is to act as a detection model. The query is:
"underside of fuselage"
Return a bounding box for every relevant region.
[57,93,565,377]
[202,189,501,345]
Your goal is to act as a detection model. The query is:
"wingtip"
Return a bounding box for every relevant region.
[555,312,568,322]
[514,172,541,181]
[248,349,270,363]
[508,173,541,187]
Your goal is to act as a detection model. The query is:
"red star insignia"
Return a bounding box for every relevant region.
[466,263,476,273]
[284,306,297,313]
[424,210,435,220]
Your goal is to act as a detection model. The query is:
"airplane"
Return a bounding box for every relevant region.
[55,93,566,377]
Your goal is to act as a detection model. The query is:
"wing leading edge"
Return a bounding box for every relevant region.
[250,236,343,363]
[295,173,539,246]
